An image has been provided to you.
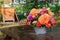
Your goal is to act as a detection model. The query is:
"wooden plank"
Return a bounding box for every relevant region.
[0,23,20,29]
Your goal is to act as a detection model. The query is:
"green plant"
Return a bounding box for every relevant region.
[48,4,56,12]
[15,0,33,12]
[55,5,59,13]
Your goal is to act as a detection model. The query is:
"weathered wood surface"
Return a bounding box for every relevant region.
[0,25,35,40]
[0,23,60,40]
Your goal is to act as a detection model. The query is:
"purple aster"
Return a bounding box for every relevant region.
[27,15,33,21]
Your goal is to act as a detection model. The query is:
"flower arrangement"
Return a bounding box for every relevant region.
[25,7,56,28]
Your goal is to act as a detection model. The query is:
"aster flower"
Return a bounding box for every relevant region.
[40,11,45,15]
[50,16,54,22]
[52,20,56,25]
[27,15,33,21]
[25,20,29,25]
[32,21,37,24]
[36,21,41,27]
[36,9,41,13]
[42,7,47,12]
[38,9,45,15]
[45,22,51,28]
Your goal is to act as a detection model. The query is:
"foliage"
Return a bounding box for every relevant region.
[14,4,26,12]
[47,4,56,12]
[14,0,60,13]
[55,5,60,13]
[14,0,40,12]
[17,13,26,20]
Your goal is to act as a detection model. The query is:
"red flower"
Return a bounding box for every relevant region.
[45,23,51,28]
[25,20,29,25]
[52,20,56,25]
[36,21,41,27]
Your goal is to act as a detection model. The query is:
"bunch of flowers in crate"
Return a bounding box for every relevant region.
[25,7,56,28]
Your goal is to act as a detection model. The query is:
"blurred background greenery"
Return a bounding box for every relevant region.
[14,0,60,13]
[0,0,60,21]
[13,0,60,20]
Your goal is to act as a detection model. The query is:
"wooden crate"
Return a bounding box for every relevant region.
[1,7,15,23]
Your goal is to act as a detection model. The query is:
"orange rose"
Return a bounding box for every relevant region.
[30,8,37,17]
[38,14,50,24]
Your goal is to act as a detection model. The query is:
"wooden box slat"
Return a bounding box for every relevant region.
[1,7,15,23]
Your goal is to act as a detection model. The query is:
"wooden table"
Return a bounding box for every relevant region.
[0,23,34,40]
[0,23,60,40]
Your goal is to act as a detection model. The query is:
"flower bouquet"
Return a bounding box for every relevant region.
[25,7,56,34]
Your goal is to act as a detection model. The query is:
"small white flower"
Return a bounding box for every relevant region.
[32,21,37,24]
